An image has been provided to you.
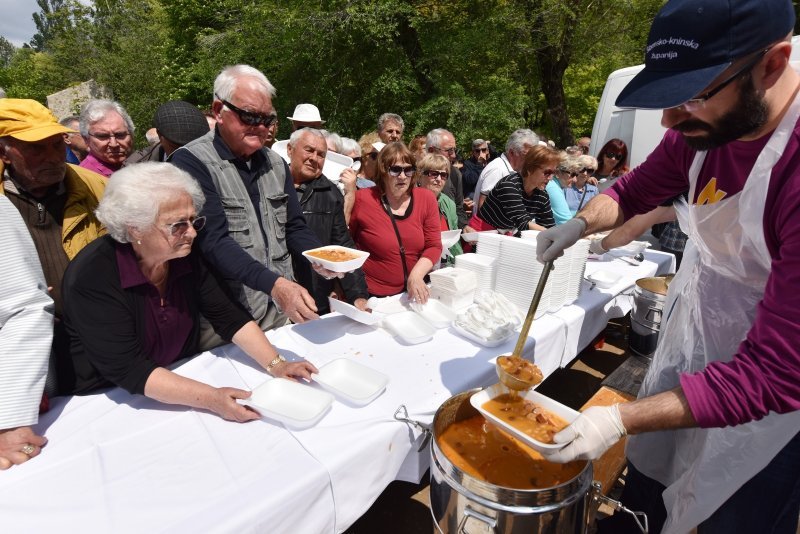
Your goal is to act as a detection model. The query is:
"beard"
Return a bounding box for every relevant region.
[673,73,769,151]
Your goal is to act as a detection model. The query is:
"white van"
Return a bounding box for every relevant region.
[589,36,800,168]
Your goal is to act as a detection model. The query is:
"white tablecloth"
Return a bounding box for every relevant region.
[0,251,673,533]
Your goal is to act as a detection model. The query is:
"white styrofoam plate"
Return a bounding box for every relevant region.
[470,383,580,452]
[382,311,436,344]
[587,270,622,289]
[451,321,516,347]
[460,230,498,243]
[410,299,456,329]
[302,245,369,273]
[313,359,389,406]
[328,297,384,325]
[441,229,462,249]
[244,378,333,429]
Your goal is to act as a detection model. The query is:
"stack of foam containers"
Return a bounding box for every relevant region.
[454,253,497,294]
[428,267,477,312]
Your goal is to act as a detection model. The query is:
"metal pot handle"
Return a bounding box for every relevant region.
[393,404,432,451]
[457,506,497,533]
[591,481,649,534]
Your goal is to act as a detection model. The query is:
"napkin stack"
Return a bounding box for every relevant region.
[428,267,477,312]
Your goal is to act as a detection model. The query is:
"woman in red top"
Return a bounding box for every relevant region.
[349,142,442,302]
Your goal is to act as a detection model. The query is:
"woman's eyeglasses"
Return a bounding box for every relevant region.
[368,151,379,161]
[605,152,623,160]
[579,167,596,174]
[558,168,579,178]
[216,95,277,128]
[388,165,416,177]
[540,168,556,175]
[164,216,206,236]
[423,170,448,180]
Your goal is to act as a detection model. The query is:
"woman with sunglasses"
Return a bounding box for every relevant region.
[594,138,629,191]
[471,145,559,235]
[61,163,317,420]
[565,155,599,215]
[416,153,463,265]
[547,154,581,224]
[349,142,442,303]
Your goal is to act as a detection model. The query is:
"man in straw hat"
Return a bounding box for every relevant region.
[0,98,106,396]
[536,1,800,532]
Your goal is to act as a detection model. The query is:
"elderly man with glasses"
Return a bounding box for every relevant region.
[78,99,135,177]
[171,65,337,349]
[426,128,470,230]
[537,1,800,533]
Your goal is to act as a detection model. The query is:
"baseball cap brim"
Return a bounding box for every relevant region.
[615,62,730,110]
[9,123,76,142]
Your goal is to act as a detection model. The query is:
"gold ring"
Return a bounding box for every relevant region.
[20,444,35,455]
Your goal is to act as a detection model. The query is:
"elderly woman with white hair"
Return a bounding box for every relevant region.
[78,99,136,177]
[61,162,317,422]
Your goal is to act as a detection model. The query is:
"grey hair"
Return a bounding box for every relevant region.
[577,154,598,170]
[471,139,487,149]
[321,130,342,153]
[558,154,583,173]
[505,129,539,155]
[425,128,453,149]
[213,65,276,102]
[0,88,6,98]
[377,113,404,132]
[288,127,325,148]
[96,162,205,243]
[59,115,79,128]
[79,99,135,137]
[340,136,360,156]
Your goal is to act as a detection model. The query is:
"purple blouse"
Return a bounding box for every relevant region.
[79,153,119,178]
[115,244,193,367]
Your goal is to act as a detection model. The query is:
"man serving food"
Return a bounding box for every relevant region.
[535,1,800,532]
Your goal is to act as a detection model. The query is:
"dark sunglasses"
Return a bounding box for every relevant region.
[558,168,579,178]
[216,95,277,128]
[473,147,489,153]
[605,152,623,160]
[388,165,416,177]
[423,170,448,180]
[164,216,206,236]
[540,168,556,175]
[368,151,379,161]
[580,167,596,174]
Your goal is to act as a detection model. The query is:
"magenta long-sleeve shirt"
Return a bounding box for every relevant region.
[604,124,800,428]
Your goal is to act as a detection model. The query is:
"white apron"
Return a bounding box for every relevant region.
[625,87,800,534]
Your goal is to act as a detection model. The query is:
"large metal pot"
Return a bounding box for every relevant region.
[629,276,672,358]
[395,389,647,533]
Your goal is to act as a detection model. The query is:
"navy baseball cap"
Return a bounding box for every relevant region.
[616,0,795,110]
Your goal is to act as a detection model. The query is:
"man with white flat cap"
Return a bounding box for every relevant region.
[287,103,325,131]
[535,1,800,533]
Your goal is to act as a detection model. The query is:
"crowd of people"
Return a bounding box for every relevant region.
[2,0,800,531]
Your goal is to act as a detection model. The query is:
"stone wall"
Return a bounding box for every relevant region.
[47,80,112,120]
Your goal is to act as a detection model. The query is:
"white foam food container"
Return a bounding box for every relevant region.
[587,270,622,289]
[452,321,516,347]
[313,359,389,406]
[460,230,498,243]
[328,297,384,325]
[441,229,462,249]
[302,245,369,273]
[470,383,580,453]
[410,299,456,328]
[382,310,436,344]
[244,378,333,430]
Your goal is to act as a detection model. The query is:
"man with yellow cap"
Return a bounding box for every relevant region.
[0,98,106,395]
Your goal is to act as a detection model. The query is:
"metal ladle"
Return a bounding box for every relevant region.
[496,260,554,391]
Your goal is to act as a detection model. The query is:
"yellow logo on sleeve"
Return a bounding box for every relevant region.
[696,177,726,205]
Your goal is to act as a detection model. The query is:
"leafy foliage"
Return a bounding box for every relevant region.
[4,0,664,152]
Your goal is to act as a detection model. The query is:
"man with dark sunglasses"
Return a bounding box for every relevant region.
[172,65,338,349]
[536,1,800,533]
[461,138,490,199]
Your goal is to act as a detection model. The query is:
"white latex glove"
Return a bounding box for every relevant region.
[536,218,586,263]
[541,405,627,463]
[588,237,608,255]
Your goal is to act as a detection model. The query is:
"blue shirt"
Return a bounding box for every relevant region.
[545,178,573,225]
[564,184,599,215]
